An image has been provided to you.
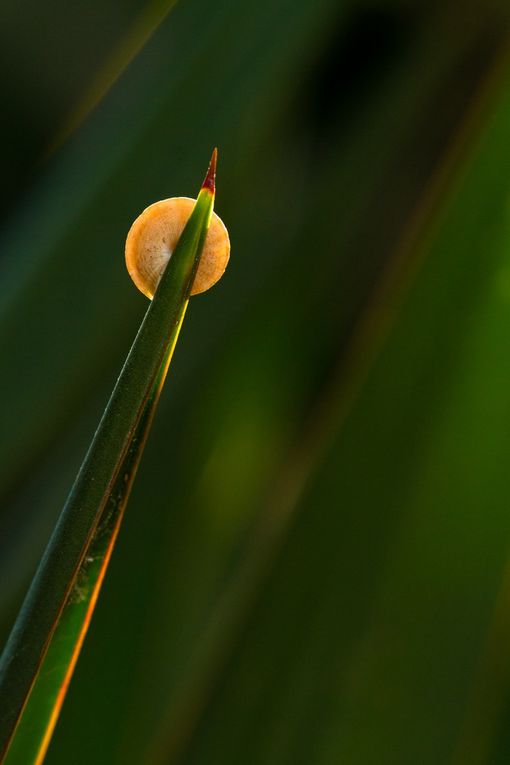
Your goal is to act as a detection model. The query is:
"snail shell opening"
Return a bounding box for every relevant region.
[125,196,230,298]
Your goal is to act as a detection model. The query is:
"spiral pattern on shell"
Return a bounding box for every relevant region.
[125,196,230,298]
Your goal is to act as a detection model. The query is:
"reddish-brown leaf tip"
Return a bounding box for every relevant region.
[201,148,217,194]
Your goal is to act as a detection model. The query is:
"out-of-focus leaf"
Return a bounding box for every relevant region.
[139,53,510,765]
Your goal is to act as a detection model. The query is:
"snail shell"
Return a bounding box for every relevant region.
[125,196,230,298]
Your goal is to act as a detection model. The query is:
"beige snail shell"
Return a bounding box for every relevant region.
[125,196,230,298]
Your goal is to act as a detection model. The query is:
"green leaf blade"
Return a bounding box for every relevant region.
[0,167,215,763]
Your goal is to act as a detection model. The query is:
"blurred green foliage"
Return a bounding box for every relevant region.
[2,0,510,763]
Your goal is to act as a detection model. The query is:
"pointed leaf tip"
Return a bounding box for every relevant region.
[202,148,217,194]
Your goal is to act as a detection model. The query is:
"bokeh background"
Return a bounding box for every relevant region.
[2,0,510,763]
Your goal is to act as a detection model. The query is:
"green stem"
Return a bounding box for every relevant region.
[0,166,214,761]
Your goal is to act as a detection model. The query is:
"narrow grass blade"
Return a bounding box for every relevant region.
[2,342,178,765]
[0,151,217,763]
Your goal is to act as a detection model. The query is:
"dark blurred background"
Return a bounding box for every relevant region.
[2,0,510,763]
